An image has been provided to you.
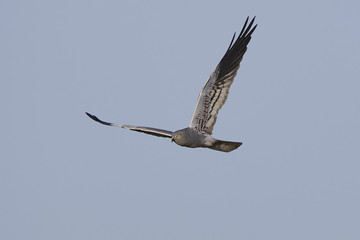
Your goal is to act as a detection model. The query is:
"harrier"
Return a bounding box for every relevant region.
[86,17,257,152]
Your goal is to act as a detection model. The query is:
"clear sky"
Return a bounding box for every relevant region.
[1,0,360,239]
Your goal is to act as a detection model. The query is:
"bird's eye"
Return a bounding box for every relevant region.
[176,134,181,139]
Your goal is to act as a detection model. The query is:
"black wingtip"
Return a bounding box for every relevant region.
[85,112,96,120]
[227,32,237,51]
[85,112,112,126]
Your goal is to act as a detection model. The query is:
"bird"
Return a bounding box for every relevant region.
[86,17,257,152]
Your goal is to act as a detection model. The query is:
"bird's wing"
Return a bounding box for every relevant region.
[189,17,257,135]
[86,112,173,138]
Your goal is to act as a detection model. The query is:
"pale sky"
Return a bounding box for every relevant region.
[1,0,360,239]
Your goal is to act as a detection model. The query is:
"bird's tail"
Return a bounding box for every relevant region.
[210,139,243,152]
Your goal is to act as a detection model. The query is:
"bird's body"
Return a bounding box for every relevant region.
[172,128,214,148]
[171,128,242,152]
[86,17,257,152]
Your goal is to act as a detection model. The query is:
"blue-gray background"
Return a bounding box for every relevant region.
[1,0,359,239]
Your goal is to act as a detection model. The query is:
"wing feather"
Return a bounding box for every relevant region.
[86,112,173,138]
[189,17,257,135]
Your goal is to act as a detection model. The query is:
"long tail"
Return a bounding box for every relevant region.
[209,139,243,152]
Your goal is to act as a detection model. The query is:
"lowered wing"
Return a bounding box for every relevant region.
[86,112,173,138]
[189,17,257,135]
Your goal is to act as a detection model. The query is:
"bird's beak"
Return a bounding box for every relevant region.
[171,136,174,142]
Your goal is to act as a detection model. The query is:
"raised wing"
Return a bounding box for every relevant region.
[190,17,257,135]
[86,112,173,138]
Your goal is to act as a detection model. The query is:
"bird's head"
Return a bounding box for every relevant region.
[171,130,186,146]
[171,133,181,142]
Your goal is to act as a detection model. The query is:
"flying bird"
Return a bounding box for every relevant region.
[86,17,257,152]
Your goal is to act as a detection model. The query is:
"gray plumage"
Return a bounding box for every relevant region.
[86,17,257,152]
